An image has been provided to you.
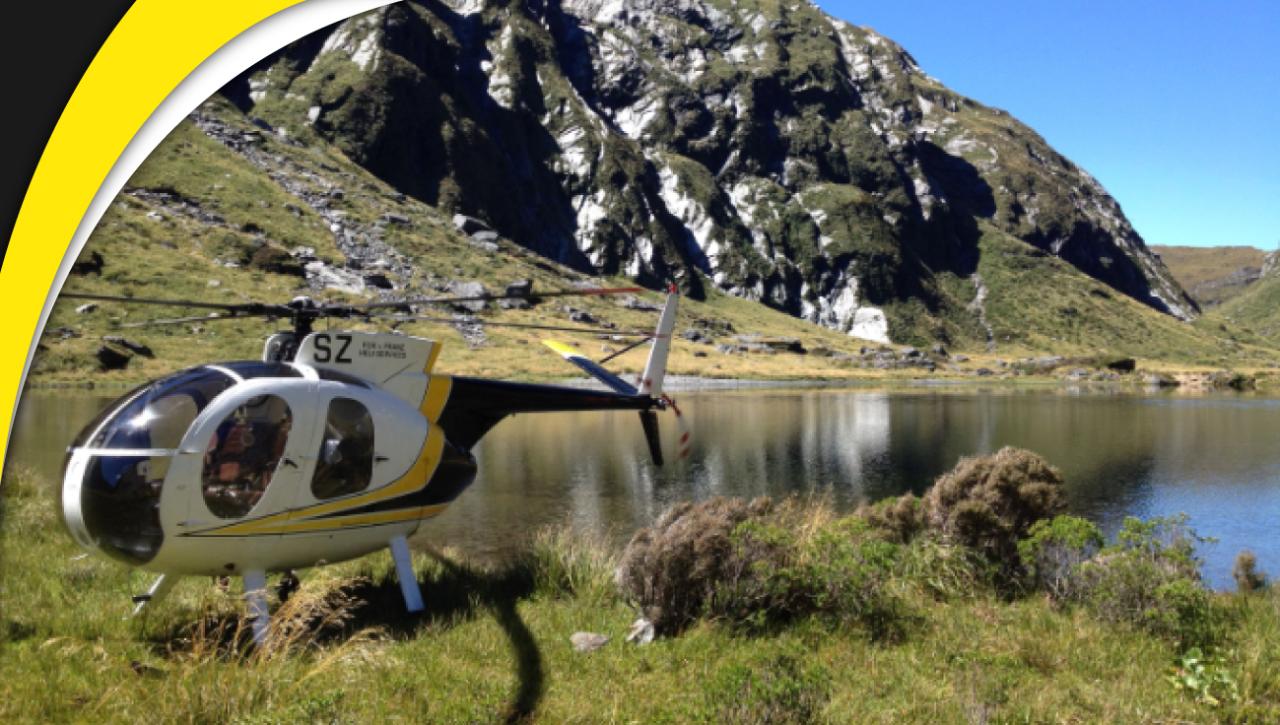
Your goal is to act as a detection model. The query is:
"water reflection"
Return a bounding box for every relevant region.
[8,387,1279,589]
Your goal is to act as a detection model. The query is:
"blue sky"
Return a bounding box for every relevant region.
[817,0,1280,249]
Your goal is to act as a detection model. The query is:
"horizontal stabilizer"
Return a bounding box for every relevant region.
[542,341,638,395]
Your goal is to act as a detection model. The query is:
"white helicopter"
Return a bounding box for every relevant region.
[58,285,684,643]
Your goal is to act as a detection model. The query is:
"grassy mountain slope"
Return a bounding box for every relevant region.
[1212,252,1280,345]
[1151,245,1267,307]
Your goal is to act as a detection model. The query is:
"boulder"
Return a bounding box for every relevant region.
[446,281,489,313]
[380,212,410,225]
[102,336,153,358]
[96,345,131,371]
[470,230,500,244]
[500,279,535,309]
[71,251,104,276]
[75,303,98,315]
[1104,357,1136,373]
[452,214,493,235]
[1141,373,1179,388]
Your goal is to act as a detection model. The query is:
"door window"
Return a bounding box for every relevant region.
[311,397,375,500]
[202,395,293,518]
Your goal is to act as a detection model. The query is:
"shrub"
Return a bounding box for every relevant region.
[1233,550,1267,594]
[617,499,907,637]
[922,447,1066,577]
[896,536,991,601]
[1072,516,1227,647]
[1018,515,1104,601]
[615,497,774,635]
[856,493,925,543]
[702,650,831,724]
[711,515,906,638]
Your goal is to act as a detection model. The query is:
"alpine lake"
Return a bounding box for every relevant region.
[9,383,1280,590]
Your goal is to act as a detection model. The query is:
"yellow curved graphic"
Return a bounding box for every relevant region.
[1,1,303,468]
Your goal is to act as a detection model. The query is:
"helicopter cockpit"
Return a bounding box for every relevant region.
[63,362,311,565]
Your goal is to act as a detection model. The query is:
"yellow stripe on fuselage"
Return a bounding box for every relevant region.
[420,374,452,422]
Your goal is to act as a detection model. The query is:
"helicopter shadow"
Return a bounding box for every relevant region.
[151,548,544,723]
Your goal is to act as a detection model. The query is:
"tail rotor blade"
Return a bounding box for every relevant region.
[638,410,664,467]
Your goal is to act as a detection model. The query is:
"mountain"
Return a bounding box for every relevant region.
[1150,245,1267,308]
[219,0,1196,347]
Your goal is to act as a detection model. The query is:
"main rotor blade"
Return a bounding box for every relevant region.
[373,314,655,337]
[118,312,278,328]
[339,286,647,313]
[61,292,286,315]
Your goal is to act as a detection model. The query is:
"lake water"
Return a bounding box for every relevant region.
[8,385,1279,590]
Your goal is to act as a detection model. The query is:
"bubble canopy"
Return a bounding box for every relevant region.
[66,362,304,565]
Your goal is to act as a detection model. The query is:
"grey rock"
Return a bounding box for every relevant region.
[468,239,500,253]
[452,214,493,235]
[975,368,994,377]
[48,327,80,340]
[470,230,500,244]
[681,328,708,343]
[381,212,410,225]
[74,303,98,315]
[447,281,489,313]
[952,354,970,363]
[625,618,655,645]
[620,295,661,312]
[363,273,394,290]
[570,632,610,653]
[102,336,154,358]
[570,310,597,324]
[96,345,131,371]
[931,343,948,357]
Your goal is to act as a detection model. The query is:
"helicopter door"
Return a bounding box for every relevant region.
[173,380,318,532]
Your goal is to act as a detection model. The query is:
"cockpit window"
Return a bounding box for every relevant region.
[81,367,236,450]
[311,397,375,500]
[202,395,293,519]
[81,454,170,565]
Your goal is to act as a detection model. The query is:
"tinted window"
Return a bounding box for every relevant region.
[202,395,292,519]
[81,454,169,565]
[84,367,235,450]
[311,397,375,500]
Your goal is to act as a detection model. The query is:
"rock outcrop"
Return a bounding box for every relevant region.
[228,0,1196,344]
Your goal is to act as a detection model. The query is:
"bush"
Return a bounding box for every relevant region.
[1071,516,1226,647]
[702,650,831,724]
[617,499,908,637]
[856,493,925,543]
[922,447,1066,577]
[1018,515,1104,601]
[711,515,906,638]
[615,497,774,635]
[1233,550,1268,594]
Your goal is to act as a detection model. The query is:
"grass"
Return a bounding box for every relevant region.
[4,464,1280,722]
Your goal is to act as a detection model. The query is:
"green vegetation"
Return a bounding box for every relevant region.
[6,447,1280,722]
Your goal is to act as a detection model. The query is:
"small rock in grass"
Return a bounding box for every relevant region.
[625,618,654,645]
[570,632,610,653]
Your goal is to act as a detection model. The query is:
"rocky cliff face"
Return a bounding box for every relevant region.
[230,0,1196,344]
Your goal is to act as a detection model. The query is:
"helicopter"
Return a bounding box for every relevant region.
[57,284,685,644]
